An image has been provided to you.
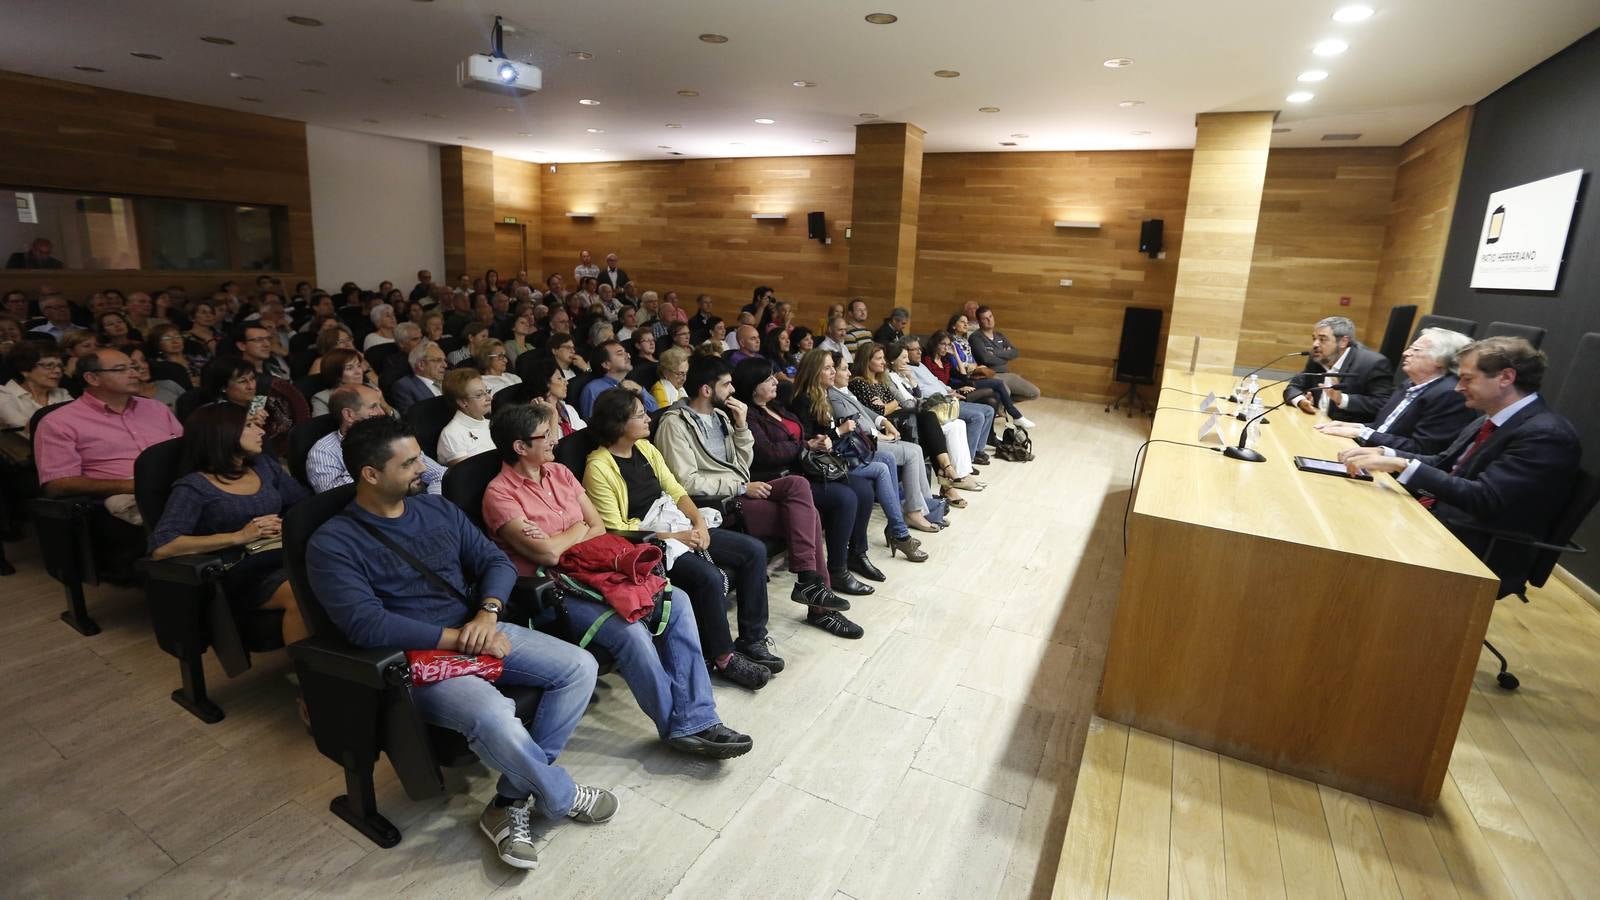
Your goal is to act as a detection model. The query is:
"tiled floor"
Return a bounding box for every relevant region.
[0,397,1147,899]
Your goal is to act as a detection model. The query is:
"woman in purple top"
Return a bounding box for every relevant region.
[150,403,311,645]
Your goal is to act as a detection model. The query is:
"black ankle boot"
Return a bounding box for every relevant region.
[830,568,875,595]
[848,552,886,582]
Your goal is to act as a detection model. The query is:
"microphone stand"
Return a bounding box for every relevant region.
[1239,370,1360,421]
[1229,350,1312,401]
[1224,373,1364,462]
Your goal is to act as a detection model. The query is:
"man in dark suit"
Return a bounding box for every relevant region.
[1316,326,1475,455]
[388,341,448,414]
[1283,316,1394,423]
[1340,337,1581,574]
[596,253,630,291]
[687,294,716,344]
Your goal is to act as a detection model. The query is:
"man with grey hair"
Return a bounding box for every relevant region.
[873,307,910,346]
[1284,315,1394,422]
[388,339,447,414]
[379,322,423,391]
[1317,327,1476,454]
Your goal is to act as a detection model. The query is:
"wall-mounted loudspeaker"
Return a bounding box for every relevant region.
[807,211,826,242]
[1139,218,1164,258]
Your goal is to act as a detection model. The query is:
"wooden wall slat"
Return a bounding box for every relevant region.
[439,145,495,284]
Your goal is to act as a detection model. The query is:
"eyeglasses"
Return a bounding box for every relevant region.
[630,410,650,421]
[466,389,493,400]
[520,433,549,444]
[242,336,272,344]
[33,361,64,371]
[486,353,507,360]
[92,365,137,375]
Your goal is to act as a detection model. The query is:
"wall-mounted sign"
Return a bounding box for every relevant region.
[15,192,37,224]
[1470,169,1584,291]
[502,216,517,224]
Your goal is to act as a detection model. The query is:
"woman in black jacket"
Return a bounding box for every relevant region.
[733,357,882,589]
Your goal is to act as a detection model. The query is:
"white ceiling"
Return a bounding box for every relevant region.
[3,0,1597,162]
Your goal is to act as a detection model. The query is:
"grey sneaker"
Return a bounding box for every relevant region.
[566,784,619,824]
[479,798,539,869]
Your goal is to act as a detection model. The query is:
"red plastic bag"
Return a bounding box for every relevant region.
[404,650,504,685]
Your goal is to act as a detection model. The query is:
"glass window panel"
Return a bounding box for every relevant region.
[142,199,229,270]
[234,205,282,271]
[3,190,141,270]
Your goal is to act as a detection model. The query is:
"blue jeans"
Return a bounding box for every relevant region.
[410,622,598,819]
[957,400,994,457]
[563,591,720,741]
[849,450,910,539]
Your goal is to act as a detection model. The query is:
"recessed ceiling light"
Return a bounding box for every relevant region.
[698,34,729,43]
[1010,133,1030,138]
[200,36,235,45]
[1332,5,1374,22]
[295,59,327,67]
[1313,39,1348,56]
[458,136,472,140]
[1286,91,1315,103]
[363,118,380,123]
[1272,127,1292,133]
[859,112,880,118]
[1119,100,1144,108]
[999,142,1017,147]
[423,112,444,119]
[586,128,605,133]
[1298,70,1328,82]
[239,96,264,103]
[978,106,1000,113]
[677,89,699,97]
[658,144,671,149]
[665,123,682,128]
[130,52,163,60]
[497,105,514,112]
[378,77,398,86]
[729,142,744,146]
[813,138,829,143]
[669,151,684,156]
[229,72,261,80]
[73,65,105,73]
[518,131,533,136]
[865,13,898,24]
[933,69,960,78]
[1103,57,1134,68]
[570,51,593,60]
[754,118,776,125]
[301,87,324,94]
[579,98,601,106]
[1130,130,1150,136]
[592,147,605,152]
[792,80,816,87]
[286,15,323,27]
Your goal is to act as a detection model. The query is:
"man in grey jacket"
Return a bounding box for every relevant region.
[969,305,1040,401]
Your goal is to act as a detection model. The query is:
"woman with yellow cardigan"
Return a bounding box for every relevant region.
[581,386,780,690]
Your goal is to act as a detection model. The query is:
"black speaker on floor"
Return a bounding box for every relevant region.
[807,211,826,242]
[1139,218,1164,258]
[1107,307,1163,417]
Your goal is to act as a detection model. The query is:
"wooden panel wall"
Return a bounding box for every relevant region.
[847,123,925,312]
[539,156,854,325]
[0,69,314,299]
[1236,148,1400,364]
[439,145,495,284]
[493,156,541,275]
[913,150,1192,399]
[1166,112,1277,375]
[1366,107,1474,345]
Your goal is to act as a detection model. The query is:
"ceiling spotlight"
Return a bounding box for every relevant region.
[677,89,699,97]
[1102,57,1134,68]
[423,112,444,119]
[363,118,380,123]
[934,69,960,78]
[859,112,880,118]
[865,13,898,24]
[130,52,163,60]
[1010,133,1030,138]
[239,96,264,103]
[518,131,533,136]
[586,128,604,133]
[579,98,601,106]
[378,77,399,85]
[1332,5,1374,22]
[665,123,683,128]
[592,147,605,152]
[301,87,325,94]
[658,144,671,148]
[497,105,514,112]
[978,106,1000,113]
[1272,127,1292,133]
[999,142,1018,147]
[792,80,816,87]
[1130,130,1150,136]
[670,151,685,156]
[813,138,829,143]
[1286,91,1315,103]
[73,65,105,73]
[570,50,593,60]
[200,36,235,45]
[1119,99,1144,108]
[286,15,323,26]
[699,34,729,43]
[496,61,519,83]
[1313,39,1348,56]
[1298,70,1328,82]
[729,142,744,146]
[754,118,776,125]
[229,72,261,80]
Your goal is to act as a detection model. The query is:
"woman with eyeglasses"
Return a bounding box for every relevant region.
[307,324,356,378]
[651,347,691,407]
[437,367,494,465]
[518,355,585,435]
[127,347,186,410]
[473,338,523,396]
[0,344,71,434]
[143,324,196,388]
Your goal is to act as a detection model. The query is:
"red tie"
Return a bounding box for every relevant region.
[1420,420,1496,509]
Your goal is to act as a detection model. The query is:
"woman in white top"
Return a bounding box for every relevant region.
[436,369,494,465]
[362,304,398,351]
[473,339,522,396]
[0,344,72,434]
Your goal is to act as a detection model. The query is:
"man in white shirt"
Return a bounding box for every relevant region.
[573,250,599,283]
[1316,327,1474,455]
[29,294,81,341]
[1283,315,1394,423]
[818,316,854,367]
[307,385,445,493]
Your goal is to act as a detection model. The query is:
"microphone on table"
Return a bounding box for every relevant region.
[1226,350,1313,401]
[1224,375,1363,463]
[1238,370,1360,420]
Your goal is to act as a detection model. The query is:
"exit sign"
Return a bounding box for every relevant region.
[502,216,518,224]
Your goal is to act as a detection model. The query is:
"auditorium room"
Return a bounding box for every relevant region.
[4,2,1600,897]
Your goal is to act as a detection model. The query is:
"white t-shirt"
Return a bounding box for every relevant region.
[436,410,492,463]
[363,332,395,351]
[482,372,522,396]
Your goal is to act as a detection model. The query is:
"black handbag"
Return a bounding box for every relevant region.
[797,447,848,482]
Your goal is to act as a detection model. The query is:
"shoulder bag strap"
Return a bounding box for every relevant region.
[342,510,473,608]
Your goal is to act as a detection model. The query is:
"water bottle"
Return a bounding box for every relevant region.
[1246,373,1260,398]
[1245,418,1261,450]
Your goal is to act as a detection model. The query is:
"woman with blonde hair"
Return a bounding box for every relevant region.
[652,347,691,407]
[473,338,523,396]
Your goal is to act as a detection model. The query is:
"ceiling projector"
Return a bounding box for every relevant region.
[458,55,541,96]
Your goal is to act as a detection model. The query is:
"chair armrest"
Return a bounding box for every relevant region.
[1448,521,1588,556]
[140,552,227,586]
[29,494,99,520]
[288,635,410,690]
[608,528,658,542]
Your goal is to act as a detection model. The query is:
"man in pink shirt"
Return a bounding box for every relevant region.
[35,348,183,526]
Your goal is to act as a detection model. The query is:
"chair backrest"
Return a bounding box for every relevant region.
[555,425,600,478]
[173,389,209,422]
[283,483,358,639]
[293,376,323,404]
[1485,321,1547,349]
[132,437,188,534]
[1528,332,1600,585]
[287,414,341,488]
[288,331,317,355]
[405,394,456,460]
[1412,314,1477,342]
[490,381,535,414]
[364,342,400,376]
[28,401,71,450]
[337,306,372,341]
[440,450,502,531]
[1377,304,1417,368]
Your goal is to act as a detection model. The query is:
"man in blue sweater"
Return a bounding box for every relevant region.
[306,416,617,870]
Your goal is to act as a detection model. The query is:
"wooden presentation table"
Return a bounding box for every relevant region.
[1096,371,1498,814]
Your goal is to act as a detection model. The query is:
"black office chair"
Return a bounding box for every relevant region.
[289,331,318,355]
[338,306,373,343]
[1412,314,1478,342]
[284,484,546,848]
[1377,304,1417,368]
[28,402,127,636]
[1485,321,1547,349]
[133,438,286,722]
[1460,332,1600,690]
[364,342,400,377]
[405,394,456,461]
[288,414,340,488]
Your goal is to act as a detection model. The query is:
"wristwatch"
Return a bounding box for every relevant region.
[480,599,503,617]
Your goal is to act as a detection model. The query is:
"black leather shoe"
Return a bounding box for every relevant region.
[829,569,875,596]
[792,577,850,611]
[733,637,786,674]
[847,553,886,582]
[973,451,992,465]
[806,610,865,639]
[669,723,753,759]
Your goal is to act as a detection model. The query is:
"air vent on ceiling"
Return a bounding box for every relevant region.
[1321,132,1362,141]
[998,141,1018,147]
